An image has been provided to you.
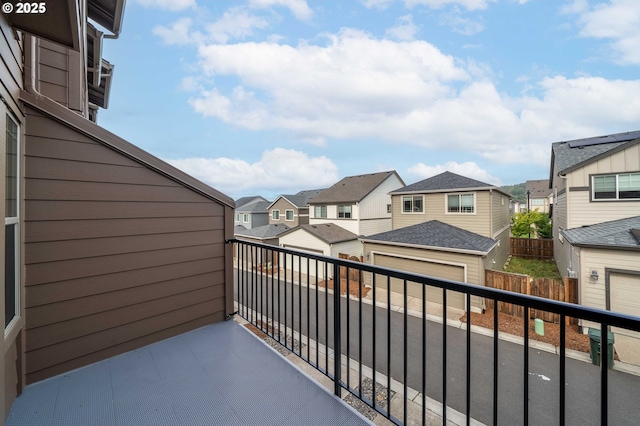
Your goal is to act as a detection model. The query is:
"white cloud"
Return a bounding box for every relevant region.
[248,0,313,21]
[206,8,270,44]
[165,148,338,195]
[408,161,501,185]
[135,0,196,12]
[362,0,495,11]
[570,0,640,64]
[385,15,419,41]
[179,28,640,168]
[439,7,484,35]
[153,18,199,46]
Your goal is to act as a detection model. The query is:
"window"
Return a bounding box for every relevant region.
[272,210,280,220]
[387,204,391,213]
[315,205,327,218]
[5,113,19,329]
[243,214,249,223]
[447,193,475,213]
[235,213,240,222]
[531,198,545,206]
[402,196,423,213]
[593,173,640,200]
[285,210,294,221]
[338,205,352,218]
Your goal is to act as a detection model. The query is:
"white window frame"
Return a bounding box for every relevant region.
[285,209,294,221]
[315,205,327,218]
[446,192,476,214]
[272,210,280,220]
[401,195,424,213]
[243,213,249,223]
[4,111,20,339]
[592,173,640,201]
[338,205,352,218]
[235,213,240,222]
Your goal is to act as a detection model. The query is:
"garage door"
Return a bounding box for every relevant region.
[610,272,640,338]
[373,254,465,310]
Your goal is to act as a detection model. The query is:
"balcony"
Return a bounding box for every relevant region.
[8,239,640,425]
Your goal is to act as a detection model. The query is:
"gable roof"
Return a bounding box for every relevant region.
[361,220,498,254]
[235,200,271,214]
[526,179,551,198]
[391,171,509,196]
[309,171,403,204]
[561,216,640,251]
[235,223,291,240]
[550,131,640,179]
[268,188,327,209]
[236,196,268,209]
[280,223,359,244]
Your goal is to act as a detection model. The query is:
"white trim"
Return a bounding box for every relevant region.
[401,195,424,214]
[370,250,468,283]
[492,224,511,239]
[272,209,280,220]
[285,209,294,221]
[445,192,477,215]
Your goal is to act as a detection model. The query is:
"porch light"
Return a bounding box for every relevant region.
[590,270,599,281]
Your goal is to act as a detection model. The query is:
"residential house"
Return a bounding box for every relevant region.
[549,131,640,342]
[1,1,235,418]
[268,188,325,227]
[308,171,405,237]
[361,171,512,311]
[278,223,360,281]
[525,179,552,214]
[234,199,271,229]
[560,216,640,342]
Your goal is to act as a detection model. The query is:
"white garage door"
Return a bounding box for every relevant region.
[373,254,466,310]
[610,272,640,338]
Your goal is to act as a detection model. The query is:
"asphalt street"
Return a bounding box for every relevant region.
[235,270,640,425]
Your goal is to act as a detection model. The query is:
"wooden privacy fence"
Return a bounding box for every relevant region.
[339,253,363,283]
[485,270,578,324]
[510,237,554,260]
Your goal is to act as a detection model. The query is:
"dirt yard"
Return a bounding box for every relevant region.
[317,278,370,298]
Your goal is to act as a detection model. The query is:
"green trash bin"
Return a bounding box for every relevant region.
[588,329,614,369]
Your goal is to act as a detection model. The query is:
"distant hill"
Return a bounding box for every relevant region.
[500,182,526,204]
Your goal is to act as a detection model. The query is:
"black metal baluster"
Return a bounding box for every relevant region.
[466,294,471,426]
[358,268,363,399]
[333,261,342,396]
[524,306,529,426]
[346,266,350,391]
[372,273,377,412]
[443,289,447,424]
[387,275,391,419]
[403,279,408,425]
[560,314,566,426]
[422,281,426,426]
[493,300,499,426]
[601,322,609,426]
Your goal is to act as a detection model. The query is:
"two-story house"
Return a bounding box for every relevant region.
[268,188,325,227]
[1,2,236,418]
[360,171,512,312]
[234,198,271,230]
[525,179,552,214]
[308,171,405,236]
[549,131,640,344]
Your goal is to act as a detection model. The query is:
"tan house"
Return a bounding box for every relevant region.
[360,171,512,311]
[549,131,640,282]
[525,179,552,214]
[308,171,405,237]
[268,188,325,228]
[1,1,235,418]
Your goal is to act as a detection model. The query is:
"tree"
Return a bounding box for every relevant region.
[511,211,552,239]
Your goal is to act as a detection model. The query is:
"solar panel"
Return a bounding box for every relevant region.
[567,130,640,148]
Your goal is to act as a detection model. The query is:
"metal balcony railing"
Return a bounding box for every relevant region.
[229,239,640,426]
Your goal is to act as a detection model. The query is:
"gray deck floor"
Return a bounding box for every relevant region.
[7,320,371,425]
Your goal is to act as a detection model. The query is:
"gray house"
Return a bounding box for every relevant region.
[234,199,271,229]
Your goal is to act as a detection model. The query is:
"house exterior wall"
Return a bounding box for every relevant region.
[490,190,511,238]
[359,218,392,237]
[391,190,492,237]
[1,14,25,421]
[329,240,363,259]
[235,212,268,230]
[23,105,230,384]
[362,242,484,312]
[359,174,403,219]
[269,198,300,227]
[484,227,510,271]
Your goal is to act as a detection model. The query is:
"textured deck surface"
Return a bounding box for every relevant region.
[7,320,370,425]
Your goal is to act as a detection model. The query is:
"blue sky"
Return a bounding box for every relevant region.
[99,0,640,200]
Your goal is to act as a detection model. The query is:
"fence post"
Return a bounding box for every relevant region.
[333,261,342,397]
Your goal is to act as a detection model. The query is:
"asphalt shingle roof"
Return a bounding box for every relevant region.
[235,223,291,239]
[286,223,359,244]
[235,196,267,209]
[363,220,497,253]
[235,200,271,213]
[309,171,400,204]
[391,171,507,195]
[561,216,640,250]
[275,188,327,208]
[551,131,640,175]
[526,179,551,198]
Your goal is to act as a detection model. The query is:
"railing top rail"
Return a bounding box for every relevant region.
[228,239,640,331]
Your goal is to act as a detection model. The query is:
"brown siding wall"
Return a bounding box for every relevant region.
[23,106,228,383]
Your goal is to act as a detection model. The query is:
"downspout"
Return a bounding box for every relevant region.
[24,36,44,99]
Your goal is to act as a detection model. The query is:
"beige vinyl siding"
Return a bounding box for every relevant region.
[363,242,484,311]
[359,218,392,236]
[269,198,297,226]
[310,217,359,234]
[483,227,509,271]
[566,189,640,229]
[567,143,640,187]
[490,190,511,238]
[280,228,330,256]
[579,248,640,333]
[329,240,362,259]
[359,174,403,219]
[392,191,492,237]
[279,229,330,281]
[23,105,229,384]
